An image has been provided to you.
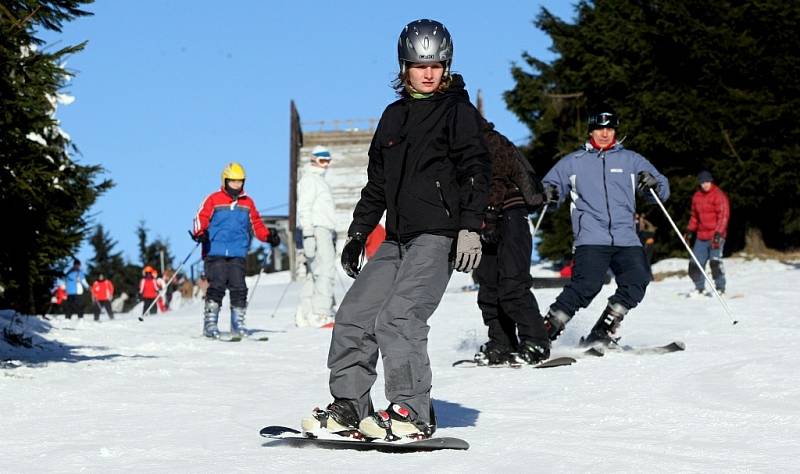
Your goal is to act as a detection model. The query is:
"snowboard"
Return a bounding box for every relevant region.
[259,425,469,452]
[451,356,576,369]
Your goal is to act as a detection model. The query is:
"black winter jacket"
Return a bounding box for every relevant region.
[348,75,491,242]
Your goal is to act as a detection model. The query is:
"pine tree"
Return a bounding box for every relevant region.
[506,0,800,259]
[136,221,175,274]
[0,1,111,313]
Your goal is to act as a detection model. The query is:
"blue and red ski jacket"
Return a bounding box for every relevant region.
[193,188,270,258]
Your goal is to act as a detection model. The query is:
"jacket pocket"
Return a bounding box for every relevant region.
[435,180,453,218]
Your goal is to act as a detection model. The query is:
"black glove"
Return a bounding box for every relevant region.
[481,207,500,243]
[711,232,722,249]
[683,231,695,244]
[266,227,280,247]
[637,171,659,194]
[189,230,206,243]
[543,185,559,205]
[341,233,367,278]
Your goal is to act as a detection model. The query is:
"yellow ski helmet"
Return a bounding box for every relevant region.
[221,162,246,186]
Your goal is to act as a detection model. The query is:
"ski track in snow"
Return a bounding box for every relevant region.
[2,257,800,472]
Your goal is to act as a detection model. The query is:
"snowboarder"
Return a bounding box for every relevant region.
[91,274,115,321]
[541,106,670,347]
[192,162,280,338]
[473,118,550,366]
[295,145,337,327]
[302,19,490,441]
[139,266,159,315]
[684,170,730,295]
[63,259,89,320]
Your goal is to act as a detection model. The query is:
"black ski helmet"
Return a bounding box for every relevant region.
[588,107,620,132]
[397,19,453,76]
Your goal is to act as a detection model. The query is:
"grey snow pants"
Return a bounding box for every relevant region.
[327,234,453,424]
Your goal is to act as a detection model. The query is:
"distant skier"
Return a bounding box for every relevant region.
[91,274,115,321]
[139,266,160,315]
[295,145,337,327]
[473,118,550,366]
[192,162,280,338]
[684,170,730,295]
[63,259,89,320]
[541,106,670,347]
[302,19,490,441]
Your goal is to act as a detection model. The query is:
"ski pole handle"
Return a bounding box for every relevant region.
[648,188,737,325]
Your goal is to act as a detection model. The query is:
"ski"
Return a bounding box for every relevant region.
[579,341,685,356]
[259,425,469,452]
[451,356,576,369]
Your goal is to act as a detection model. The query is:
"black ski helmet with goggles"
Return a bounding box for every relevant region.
[397,19,453,77]
[588,108,620,132]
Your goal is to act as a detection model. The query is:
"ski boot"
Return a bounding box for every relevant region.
[301,399,363,439]
[358,403,435,441]
[203,300,221,338]
[579,302,628,347]
[542,307,572,341]
[514,339,551,365]
[230,306,248,337]
[474,341,516,366]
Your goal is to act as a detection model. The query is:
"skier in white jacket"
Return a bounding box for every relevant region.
[296,145,337,327]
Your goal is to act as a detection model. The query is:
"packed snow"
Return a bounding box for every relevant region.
[2,257,799,472]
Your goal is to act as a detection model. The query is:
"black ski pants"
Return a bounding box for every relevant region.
[64,295,84,319]
[93,300,114,320]
[475,207,547,349]
[205,256,247,308]
[553,245,650,316]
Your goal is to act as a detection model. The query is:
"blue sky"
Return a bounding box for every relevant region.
[42,1,576,270]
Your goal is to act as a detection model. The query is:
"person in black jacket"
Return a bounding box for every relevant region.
[474,118,550,366]
[302,19,490,442]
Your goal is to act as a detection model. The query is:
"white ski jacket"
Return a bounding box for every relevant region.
[297,163,336,232]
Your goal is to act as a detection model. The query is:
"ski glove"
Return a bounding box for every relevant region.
[711,232,723,249]
[189,230,207,244]
[480,207,500,244]
[341,233,367,278]
[303,236,316,259]
[637,171,659,194]
[454,230,482,273]
[543,185,559,205]
[267,228,281,247]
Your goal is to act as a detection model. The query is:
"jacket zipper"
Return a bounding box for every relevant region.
[601,153,614,245]
[435,180,452,218]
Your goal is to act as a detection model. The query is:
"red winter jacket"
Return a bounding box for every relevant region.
[139,275,160,299]
[91,280,115,301]
[687,184,730,240]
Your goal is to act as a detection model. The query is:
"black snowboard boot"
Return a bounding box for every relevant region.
[514,339,551,365]
[580,302,628,347]
[542,307,572,341]
[301,398,363,438]
[474,341,516,366]
[359,403,435,441]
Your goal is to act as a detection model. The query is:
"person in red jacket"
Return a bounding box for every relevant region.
[192,162,280,338]
[91,274,115,321]
[684,170,730,295]
[140,266,160,315]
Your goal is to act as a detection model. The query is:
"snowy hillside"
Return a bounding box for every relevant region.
[2,257,800,472]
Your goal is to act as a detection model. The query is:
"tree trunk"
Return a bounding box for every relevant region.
[744,227,767,254]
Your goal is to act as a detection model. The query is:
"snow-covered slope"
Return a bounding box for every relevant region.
[2,257,799,472]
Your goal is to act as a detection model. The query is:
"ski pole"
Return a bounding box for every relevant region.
[139,241,201,321]
[245,247,273,311]
[269,279,292,318]
[648,187,738,325]
[531,203,549,236]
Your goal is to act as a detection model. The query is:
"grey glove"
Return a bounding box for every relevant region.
[303,236,316,259]
[454,230,482,273]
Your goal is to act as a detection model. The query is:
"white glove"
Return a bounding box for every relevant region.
[303,236,316,259]
[454,230,482,273]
